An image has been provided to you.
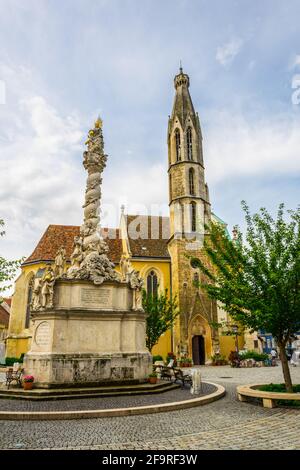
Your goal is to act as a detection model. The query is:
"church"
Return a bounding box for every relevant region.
[6,68,246,363]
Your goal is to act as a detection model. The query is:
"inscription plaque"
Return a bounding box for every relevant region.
[81,288,111,307]
[35,321,51,347]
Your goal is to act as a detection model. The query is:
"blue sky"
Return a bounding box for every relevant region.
[0,0,300,269]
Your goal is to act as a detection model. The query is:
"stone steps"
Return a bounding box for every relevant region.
[0,381,180,400]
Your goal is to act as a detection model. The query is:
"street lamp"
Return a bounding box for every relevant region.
[232,325,239,354]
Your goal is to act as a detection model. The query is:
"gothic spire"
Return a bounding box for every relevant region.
[170,68,197,128]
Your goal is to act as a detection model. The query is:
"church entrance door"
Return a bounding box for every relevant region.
[192,335,205,365]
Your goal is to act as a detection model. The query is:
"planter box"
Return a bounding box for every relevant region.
[148,377,157,384]
[23,382,34,390]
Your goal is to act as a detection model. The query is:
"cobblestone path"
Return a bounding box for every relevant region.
[0,365,299,450]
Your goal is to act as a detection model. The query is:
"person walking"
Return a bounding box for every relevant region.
[270,348,278,366]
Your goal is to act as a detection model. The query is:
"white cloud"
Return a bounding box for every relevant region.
[204,109,300,184]
[216,38,243,66]
[290,54,300,69]
[0,64,86,264]
[0,63,169,271]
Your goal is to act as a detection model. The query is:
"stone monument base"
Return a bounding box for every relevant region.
[24,352,151,388]
[24,279,152,388]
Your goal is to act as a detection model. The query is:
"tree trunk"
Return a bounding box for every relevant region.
[278,341,293,392]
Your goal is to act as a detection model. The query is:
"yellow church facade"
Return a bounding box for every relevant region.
[6,69,245,363]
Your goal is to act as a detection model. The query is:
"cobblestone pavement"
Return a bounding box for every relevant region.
[0,365,300,450]
[0,383,215,411]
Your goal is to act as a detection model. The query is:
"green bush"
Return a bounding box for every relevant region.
[5,357,21,366]
[152,355,163,363]
[239,350,269,361]
[212,353,227,365]
[258,383,300,393]
[5,355,25,366]
[258,383,300,406]
[211,353,227,365]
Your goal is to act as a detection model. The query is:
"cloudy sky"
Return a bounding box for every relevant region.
[0,0,300,275]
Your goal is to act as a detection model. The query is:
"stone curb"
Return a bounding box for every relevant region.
[237,383,300,408]
[0,382,225,420]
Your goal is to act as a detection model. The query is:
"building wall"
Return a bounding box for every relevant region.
[6,263,45,358]
[129,259,172,359]
[219,335,245,360]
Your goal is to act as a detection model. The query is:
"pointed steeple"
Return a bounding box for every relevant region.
[170,67,197,129]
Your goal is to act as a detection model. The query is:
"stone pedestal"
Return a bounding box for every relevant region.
[24,280,152,388]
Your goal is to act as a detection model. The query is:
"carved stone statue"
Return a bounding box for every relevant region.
[31,278,42,311]
[54,246,66,278]
[129,270,144,311]
[70,236,83,269]
[191,369,202,395]
[120,254,133,282]
[41,265,55,309]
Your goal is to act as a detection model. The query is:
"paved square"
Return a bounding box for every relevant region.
[1,365,300,450]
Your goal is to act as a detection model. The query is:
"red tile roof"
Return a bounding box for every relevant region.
[126,215,170,258]
[23,215,171,267]
[3,298,11,307]
[0,306,9,326]
[23,225,122,265]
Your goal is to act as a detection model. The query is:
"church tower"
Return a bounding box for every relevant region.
[168,67,211,240]
[167,68,219,363]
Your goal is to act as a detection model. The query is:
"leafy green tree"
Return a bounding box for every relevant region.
[142,289,179,352]
[191,202,300,392]
[0,219,22,300]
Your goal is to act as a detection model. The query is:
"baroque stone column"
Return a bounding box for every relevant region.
[66,118,117,285]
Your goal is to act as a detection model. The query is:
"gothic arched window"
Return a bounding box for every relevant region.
[147,270,158,297]
[25,277,34,328]
[191,202,197,232]
[189,168,195,195]
[187,127,193,160]
[175,129,181,161]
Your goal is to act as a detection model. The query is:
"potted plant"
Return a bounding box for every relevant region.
[148,372,158,384]
[23,375,34,390]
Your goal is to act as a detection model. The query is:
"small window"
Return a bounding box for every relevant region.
[254,340,259,349]
[189,168,195,195]
[187,127,193,160]
[25,277,34,328]
[191,202,196,232]
[175,129,181,161]
[147,270,158,297]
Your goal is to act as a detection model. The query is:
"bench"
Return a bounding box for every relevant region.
[5,367,24,389]
[237,384,300,408]
[173,368,193,388]
[160,366,174,381]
